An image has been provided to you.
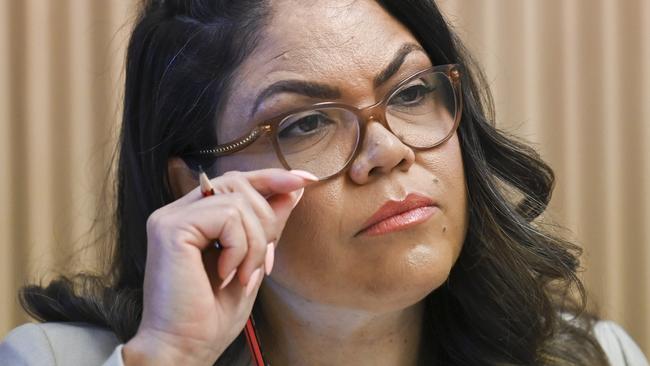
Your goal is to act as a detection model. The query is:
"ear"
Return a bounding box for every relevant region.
[167,157,199,199]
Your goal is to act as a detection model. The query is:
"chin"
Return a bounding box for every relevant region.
[366,271,450,313]
[346,245,456,313]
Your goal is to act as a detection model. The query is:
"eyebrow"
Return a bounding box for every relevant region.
[249,42,425,118]
[373,43,424,87]
[250,81,341,118]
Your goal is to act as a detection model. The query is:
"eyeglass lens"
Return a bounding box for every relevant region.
[276,70,458,179]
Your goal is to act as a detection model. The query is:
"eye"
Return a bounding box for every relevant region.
[390,83,435,106]
[278,112,335,139]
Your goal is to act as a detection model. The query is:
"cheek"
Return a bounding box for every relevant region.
[420,134,468,264]
[269,181,346,299]
[264,133,469,310]
[417,133,467,229]
[419,134,466,193]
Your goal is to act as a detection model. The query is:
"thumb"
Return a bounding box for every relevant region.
[267,187,304,224]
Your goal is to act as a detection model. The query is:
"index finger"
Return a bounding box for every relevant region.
[170,168,318,208]
[245,169,319,197]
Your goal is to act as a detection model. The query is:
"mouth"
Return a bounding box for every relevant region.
[355,193,438,237]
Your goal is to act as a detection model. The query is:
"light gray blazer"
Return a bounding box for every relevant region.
[1,320,648,365]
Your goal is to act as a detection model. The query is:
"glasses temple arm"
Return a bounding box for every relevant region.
[186,125,268,157]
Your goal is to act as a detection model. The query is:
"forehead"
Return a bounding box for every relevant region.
[219,0,430,139]
[239,0,424,86]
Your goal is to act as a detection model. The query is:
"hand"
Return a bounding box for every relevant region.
[122,168,317,365]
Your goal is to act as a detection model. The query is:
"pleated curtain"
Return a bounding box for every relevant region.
[1,0,648,356]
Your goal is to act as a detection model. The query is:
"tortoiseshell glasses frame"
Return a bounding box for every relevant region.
[182,63,463,181]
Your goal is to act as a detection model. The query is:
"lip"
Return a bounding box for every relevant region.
[355,193,438,237]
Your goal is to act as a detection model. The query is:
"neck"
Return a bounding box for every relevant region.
[255,278,428,366]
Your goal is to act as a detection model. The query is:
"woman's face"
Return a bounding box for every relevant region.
[215,0,468,313]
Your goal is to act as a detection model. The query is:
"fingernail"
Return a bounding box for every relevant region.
[289,170,319,182]
[219,269,237,290]
[292,187,305,208]
[265,242,275,275]
[245,268,263,296]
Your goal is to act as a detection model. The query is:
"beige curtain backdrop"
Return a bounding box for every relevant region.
[1,0,649,356]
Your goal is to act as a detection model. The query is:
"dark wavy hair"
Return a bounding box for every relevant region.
[19,0,610,364]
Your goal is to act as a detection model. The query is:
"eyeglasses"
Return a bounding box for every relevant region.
[183,63,463,181]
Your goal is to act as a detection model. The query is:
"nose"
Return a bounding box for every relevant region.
[348,118,416,184]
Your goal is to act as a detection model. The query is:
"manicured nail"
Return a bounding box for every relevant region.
[289,170,319,182]
[265,242,275,275]
[219,269,237,290]
[292,187,305,208]
[245,268,263,296]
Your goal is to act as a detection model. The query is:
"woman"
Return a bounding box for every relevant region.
[1,0,648,365]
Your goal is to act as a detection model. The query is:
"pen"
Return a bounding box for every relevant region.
[198,166,267,366]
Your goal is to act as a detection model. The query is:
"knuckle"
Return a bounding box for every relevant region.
[221,205,240,223]
[167,230,190,248]
[146,210,175,246]
[228,192,248,208]
[229,191,245,202]
[229,174,249,189]
[223,170,240,177]
[218,172,247,193]
[146,209,165,231]
[234,173,249,185]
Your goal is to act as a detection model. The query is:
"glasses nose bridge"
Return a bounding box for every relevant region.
[357,102,389,128]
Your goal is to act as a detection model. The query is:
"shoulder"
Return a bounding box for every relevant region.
[0,322,124,366]
[559,313,649,365]
[592,319,650,366]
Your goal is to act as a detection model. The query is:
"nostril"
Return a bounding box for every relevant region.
[396,158,409,170]
[368,166,380,176]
